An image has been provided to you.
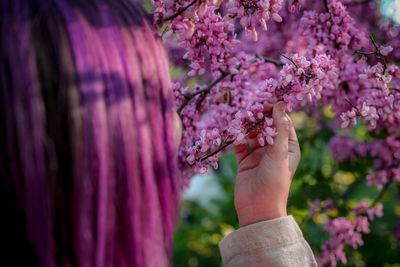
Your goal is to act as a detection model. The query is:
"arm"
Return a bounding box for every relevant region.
[219,102,317,266]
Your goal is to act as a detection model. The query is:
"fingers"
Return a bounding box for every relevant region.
[286,114,301,171]
[286,114,298,143]
[234,133,265,164]
[272,102,290,153]
[233,143,251,164]
[286,114,300,153]
[262,103,273,115]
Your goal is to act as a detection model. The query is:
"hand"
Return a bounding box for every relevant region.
[233,102,301,227]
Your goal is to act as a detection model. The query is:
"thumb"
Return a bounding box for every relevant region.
[272,102,290,154]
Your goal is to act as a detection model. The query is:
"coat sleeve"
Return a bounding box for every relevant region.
[218,215,318,267]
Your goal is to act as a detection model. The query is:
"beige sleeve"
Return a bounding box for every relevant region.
[218,215,317,267]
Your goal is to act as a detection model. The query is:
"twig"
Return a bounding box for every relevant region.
[359,87,400,93]
[340,178,363,201]
[353,35,388,74]
[280,54,314,82]
[323,0,329,12]
[200,139,235,161]
[177,68,230,114]
[344,98,359,111]
[370,36,387,74]
[369,177,393,208]
[346,0,372,6]
[353,50,376,56]
[178,55,283,115]
[200,111,273,161]
[163,0,197,22]
[281,54,298,68]
[255,55,284,67]
[369,35,379,50]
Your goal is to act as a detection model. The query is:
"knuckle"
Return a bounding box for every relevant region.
[280,118,290,132]
[273,143,288,156]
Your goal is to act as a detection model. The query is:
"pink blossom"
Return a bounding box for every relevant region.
[380,45,393,56]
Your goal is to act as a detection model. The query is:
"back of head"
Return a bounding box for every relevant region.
[0,0,180,266]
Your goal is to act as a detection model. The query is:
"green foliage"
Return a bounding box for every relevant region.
[173,111,400,266]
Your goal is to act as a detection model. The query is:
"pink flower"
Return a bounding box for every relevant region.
[379,45,393,56]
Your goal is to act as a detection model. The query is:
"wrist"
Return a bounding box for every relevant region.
[236,204,287,227]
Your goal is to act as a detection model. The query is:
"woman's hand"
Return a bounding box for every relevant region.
[233,102,301,227]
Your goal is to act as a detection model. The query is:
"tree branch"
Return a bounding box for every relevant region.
[323,0,329,12]
[178,54,286,115]
[255,55,284,67]
[344,98,359,111]
[346,0,372,6]
[281,54,298,68]
[163,0,197,22]
[353,50,376,56]
[340,178,363,201]
[369,177,393,208]
[353,35,388,74]
[177,68,230,115]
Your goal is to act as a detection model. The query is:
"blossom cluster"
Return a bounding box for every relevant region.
[171,6,240,76]
[318,202,383,266]
[301,0,366,52]
[277,54,338,111]
[330,135,400,189]
[225,0,284,41]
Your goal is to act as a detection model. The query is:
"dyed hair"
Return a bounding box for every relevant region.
[0,0,180,266]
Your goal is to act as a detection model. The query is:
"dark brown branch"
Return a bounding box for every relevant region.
[369,177,393,208]
[340,178,363,201]
[353,36,388,74]
[369,35,387,75]
[281,54,315,82]
[323,0,329,12]
[346,0,372,6]
[163,0,197,22]
[196,92,207,110]
[281,54,298,68]
[177,55,282,115]
[369,35,379,50]
[315,175,362,214]
[177,68,230,114]
[200,111,273,162]
[344,98,359,110]
[255,55,284,67]
[353,50,376,56]
[359,87,400,93]
[200,139,235,161]
[262,57,284,66]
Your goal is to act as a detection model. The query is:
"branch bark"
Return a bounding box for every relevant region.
[255,55,284,67]
[177,68,230,115]
[340,178,363,202]
[163,0,197,22]
[346,0,372,6]
[369,177,393,208]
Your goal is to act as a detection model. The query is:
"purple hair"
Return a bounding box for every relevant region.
[0,0,181,266]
